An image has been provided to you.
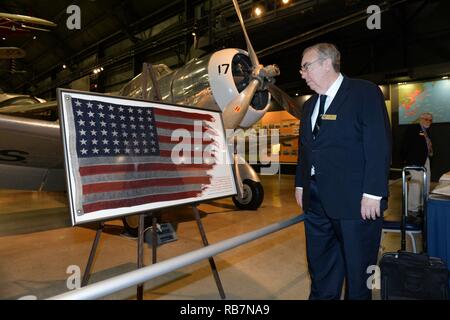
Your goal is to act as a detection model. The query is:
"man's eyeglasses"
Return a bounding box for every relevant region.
[299,58,324,74]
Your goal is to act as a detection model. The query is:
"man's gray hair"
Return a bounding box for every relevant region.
[303,43,341,72]
[420,112,433,118]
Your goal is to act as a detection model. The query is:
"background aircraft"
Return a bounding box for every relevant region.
[0,0,301,235]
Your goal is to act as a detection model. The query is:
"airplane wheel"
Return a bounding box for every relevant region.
[232,179,264,210]
[122,214,159,237]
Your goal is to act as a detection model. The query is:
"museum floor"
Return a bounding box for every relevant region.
[0,175,422,300]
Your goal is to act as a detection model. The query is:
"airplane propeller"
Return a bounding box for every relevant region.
[224,0,302,129]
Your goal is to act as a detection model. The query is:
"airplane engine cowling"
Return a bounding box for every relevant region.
[208,48,270,129]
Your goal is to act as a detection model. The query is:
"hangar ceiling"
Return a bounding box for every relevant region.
[0,0,449,99]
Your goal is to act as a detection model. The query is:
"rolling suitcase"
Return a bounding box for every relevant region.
[379,166,449,300]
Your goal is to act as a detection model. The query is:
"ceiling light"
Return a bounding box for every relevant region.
[295,93,299,96]
[62,64,67,69]
[254,7,263,17]
[33,35,37,40]
[192,32,196,36]
[2,37,5,41]
[282,0,290,4]
[442,76,449,80]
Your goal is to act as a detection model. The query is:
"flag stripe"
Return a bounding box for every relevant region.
[83,184,204,204]
[81,170,209,184]
[83,176,212,194]
[83,191,200,213]
[155,121,211,132]
[79,163,214,176]
[158,135,215,145]
[154,108,214,122]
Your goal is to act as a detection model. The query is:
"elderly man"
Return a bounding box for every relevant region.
[295,43,391,299]
[401,112,433,215]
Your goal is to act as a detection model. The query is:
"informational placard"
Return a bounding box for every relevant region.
[57,89,236,225]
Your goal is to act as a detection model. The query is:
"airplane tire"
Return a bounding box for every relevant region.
[232,179,264,210]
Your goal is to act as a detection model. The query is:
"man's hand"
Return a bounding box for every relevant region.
[295,188,303,210]
[361,196,381,220]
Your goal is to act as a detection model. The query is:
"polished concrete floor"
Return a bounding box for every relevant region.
[0,175,421,300]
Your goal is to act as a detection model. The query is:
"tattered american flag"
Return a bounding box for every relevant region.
[70,98,217,214]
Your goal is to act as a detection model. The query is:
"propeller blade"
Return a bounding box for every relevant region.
[231,0,259,68]
[267,83,303,120]
[222,79,260,129]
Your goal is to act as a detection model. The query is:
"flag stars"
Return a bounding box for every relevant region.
[97,104,104,110]
[131,124,136,130]
[134,148,140,154]
[128,107,133,113]
[89,120,96,126]
[101,129,108,136]
[118,107,124,112]
[99,112,105,118]
[92,148,99,154]
[122,132,128,138]
[129,116,135,122]
[138,116,144,122]
[108,105,114,111]
[112,130,118,137]
[137,109,143,114]
[111,123,117,128]
[104,148,110,154]
[102,139,109,145]
[133,140,139,146]
[92,139,98,145]
[142,141,148,146]
[113,139,119,145]
[79,129,86,136]
[76,110,84,116]
[91,130,97,136]
[75,100,82,107]
[132,133,137,138]
[123,141,129,146]
[87,102,93,108]
[120,115,126,121]
[81,149,88,155]
[80,139,87,145]
[100,121,107,127]
[114,148,120,154]
[125,148,131,154]
[88,111,95,117]
[78,119,85,126]
[109,114,115,120]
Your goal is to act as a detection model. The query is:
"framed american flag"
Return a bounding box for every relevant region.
[57,89,237,225]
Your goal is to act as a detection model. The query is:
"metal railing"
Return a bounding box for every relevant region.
[48,214,304,300]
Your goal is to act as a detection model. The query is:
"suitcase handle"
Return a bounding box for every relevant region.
[401,166,428,252]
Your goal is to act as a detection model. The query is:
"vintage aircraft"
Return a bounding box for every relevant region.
[0,0,301,234]
[0,12,56,35]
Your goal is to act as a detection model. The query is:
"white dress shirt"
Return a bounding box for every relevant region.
[296,73,381,200]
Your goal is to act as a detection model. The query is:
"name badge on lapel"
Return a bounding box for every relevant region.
[321,114,337,121]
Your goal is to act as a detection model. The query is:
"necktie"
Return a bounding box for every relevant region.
[312,94,327,139]
[423,129,433,157]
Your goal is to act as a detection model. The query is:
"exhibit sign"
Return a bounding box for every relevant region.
[398,79,450,124]
[57,89,236,225]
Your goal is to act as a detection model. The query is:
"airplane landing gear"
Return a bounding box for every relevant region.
[232,179,264,210]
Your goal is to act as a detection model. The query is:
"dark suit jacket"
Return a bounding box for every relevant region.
[401,123,430,166]
[295,76,391,219]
